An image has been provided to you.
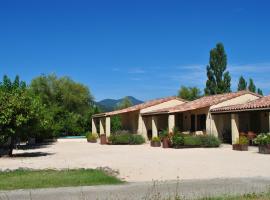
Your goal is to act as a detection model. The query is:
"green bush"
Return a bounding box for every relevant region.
[160,129,169,140]
[235,136,249,145]
[254,133,270,145]
[85,131,92,138]
[151,137,160,142]
[199,135,221,147]
[171,133,184,147]
[108,133,145,145]
[130,135,145,145]
[184,135,202,146]
[87,133,98,141]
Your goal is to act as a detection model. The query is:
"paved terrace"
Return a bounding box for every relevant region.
[1,139,270,182]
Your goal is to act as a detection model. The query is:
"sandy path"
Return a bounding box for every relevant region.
[1,139,270,182]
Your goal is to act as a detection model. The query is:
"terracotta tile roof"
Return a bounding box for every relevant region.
[142,91,261,115]
[92,96,186,118]
[211,95,270,113]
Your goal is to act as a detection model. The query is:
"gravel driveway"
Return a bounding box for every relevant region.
[1,139,270,182]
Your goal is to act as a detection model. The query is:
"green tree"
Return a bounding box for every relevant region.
[248,78,256,93]
[237,76,247,91]
[257,88,263,96]
[178,86,201,101]
[204,43,231,95]
[0,75,43,156]
[111,116,122,133]
[30,74,95,137]
[118,97,133,109]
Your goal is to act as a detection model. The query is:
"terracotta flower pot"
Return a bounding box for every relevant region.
[258,144,270,154]
[162,138,170,148]
[100,134,107,145]
[232,144,248,151]
[151,141,161,147]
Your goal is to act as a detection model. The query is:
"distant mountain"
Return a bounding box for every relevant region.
[96,96,143,112]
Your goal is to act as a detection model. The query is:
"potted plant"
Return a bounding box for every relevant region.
[87,133,98,143]
[254,133,270,154]
[160,129,170,148]
[100,134,107,145]
[232,136,249,151]
[151,137,161,147]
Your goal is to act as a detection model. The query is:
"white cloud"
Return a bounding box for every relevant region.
[128,68,146,74]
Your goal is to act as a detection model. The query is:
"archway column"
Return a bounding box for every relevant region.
[231,113,239,144]
[152,116,158,138]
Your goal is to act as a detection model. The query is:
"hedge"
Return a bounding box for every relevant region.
[108,134,145,145]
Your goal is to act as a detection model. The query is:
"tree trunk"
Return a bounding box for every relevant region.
[8,137,14,157]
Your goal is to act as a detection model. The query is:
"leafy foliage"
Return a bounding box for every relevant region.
[205,43,231,95]
[178,86,201,101]
[108,133,145,145]
[184,135,201,146]
[237,76,247,91]
[171,134,220,148]
[199,135,221,147]
[151,136,161,142]
[0,75,45,155]
[257,88,263,96]
[30,74,96,137]
[235,136,249,145]
[111,116,122,133]
[171,133,184,147]
[248,78,256,93]
[254,133,270,145]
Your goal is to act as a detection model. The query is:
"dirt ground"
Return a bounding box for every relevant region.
[1,139,270,182]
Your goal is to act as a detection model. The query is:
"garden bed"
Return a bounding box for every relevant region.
[108,133,145,145]
[171,134,221,149]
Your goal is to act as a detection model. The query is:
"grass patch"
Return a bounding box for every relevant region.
[0,169,123,190]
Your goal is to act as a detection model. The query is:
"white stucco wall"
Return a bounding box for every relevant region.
[210,94,260,109]
[140,99,185,114]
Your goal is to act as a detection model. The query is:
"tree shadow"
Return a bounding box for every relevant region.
[12,152,54,158]
[16,142,55,150]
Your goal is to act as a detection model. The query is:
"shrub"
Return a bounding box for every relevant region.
[114,130,130,135]
[171,133,184,147]
[160,129,169,140]
[254,133,270,145]
[151,137,160,142]
[184,135,202,146]
[199,135,221,147]
[129,135,145,145]
[85,131,92,139]
[235,136,249,145]
[108,133,145,145]
[87,133,98,141]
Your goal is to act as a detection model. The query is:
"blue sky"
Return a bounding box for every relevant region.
[0,0,270,101]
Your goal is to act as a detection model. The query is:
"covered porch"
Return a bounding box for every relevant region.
[141,107,210,139]
[215,111,270,144]
[92,111,140,138]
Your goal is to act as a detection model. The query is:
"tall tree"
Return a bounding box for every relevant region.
[204,43,231,95]
[118,97,133,109]
[237,76,247,91]
[0,75,43,156]
[257,88,263,96]
[178,86,201,101]
[30,74,95,137]
[248,78,256,93]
